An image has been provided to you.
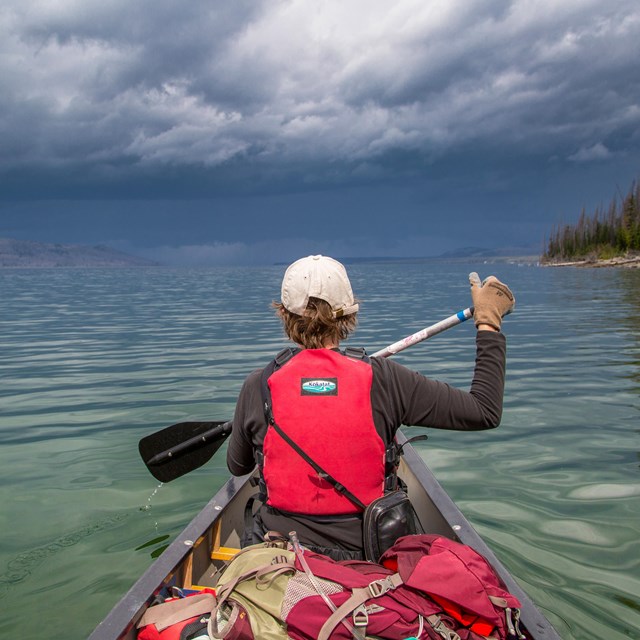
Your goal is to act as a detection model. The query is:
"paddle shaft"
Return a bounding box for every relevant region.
[371,307,474,358]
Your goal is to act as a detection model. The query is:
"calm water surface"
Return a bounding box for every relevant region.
[0,262,638,639]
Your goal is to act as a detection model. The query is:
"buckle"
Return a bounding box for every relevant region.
[367,576,396,598]
[506,608,526,639]
[352,604,369,627]
[429,615,461,640]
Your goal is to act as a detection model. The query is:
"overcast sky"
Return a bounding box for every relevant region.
[1,0,639,265]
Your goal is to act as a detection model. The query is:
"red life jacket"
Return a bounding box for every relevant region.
[262,348,386,515]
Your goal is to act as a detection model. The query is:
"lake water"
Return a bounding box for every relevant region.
[0,261,638,639]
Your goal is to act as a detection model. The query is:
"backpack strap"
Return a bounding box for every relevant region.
[214,553,295,611]
[137,592,215,631]
[208,556,295,639]
[317,573,404,640]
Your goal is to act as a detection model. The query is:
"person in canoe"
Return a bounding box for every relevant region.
[226,255,515,560]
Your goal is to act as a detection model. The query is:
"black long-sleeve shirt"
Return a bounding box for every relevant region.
[227,330,506,553]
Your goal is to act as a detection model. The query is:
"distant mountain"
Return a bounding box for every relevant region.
[0,238,157,268]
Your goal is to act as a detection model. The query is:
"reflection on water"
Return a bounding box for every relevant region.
[0,263,639,639]
[0,512,129,597]
[618,270,640,394]
[134,534,171,558]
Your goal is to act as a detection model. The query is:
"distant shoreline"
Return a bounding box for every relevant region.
[0,237,156,268]
[541,253,640,269]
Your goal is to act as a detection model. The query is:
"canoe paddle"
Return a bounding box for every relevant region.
[139,306,474,482]
[139,421,233,483]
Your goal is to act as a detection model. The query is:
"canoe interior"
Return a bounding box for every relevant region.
[89,433,560,640]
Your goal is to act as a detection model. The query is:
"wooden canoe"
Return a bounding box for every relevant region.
[89,433,561,639]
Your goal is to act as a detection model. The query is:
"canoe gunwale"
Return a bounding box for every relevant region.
[397,432,561,639]
[88,473,254,640]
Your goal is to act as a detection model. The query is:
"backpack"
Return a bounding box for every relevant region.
[205,533,525,640]
[379,534,524,640]
[209,540,293,639]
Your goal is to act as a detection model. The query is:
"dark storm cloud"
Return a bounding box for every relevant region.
[3,1,638,172]
[1,0,639,261]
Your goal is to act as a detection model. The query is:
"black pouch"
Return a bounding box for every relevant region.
[362,490,423,562]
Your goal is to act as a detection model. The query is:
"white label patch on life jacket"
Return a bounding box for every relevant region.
[301,378,338,395]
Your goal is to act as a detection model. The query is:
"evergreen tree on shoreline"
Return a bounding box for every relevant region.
[542,179,640,262]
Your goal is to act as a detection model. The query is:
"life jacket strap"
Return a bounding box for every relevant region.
[342,346,369,362]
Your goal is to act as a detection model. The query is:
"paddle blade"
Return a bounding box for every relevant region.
[138,421,232,483]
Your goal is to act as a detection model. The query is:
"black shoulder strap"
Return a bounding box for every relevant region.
[342,346,369,362]
[260,347,298,421]
[274,347,299,366]
[268,420,366,510]
[260,349,366,511]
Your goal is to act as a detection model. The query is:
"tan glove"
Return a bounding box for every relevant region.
[469,272,515,330]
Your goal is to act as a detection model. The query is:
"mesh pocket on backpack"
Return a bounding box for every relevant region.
[281,571,343,620]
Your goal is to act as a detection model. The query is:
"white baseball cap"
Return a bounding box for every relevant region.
[281,255,359,318]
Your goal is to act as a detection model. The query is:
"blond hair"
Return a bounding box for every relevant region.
[274,297,358,349]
